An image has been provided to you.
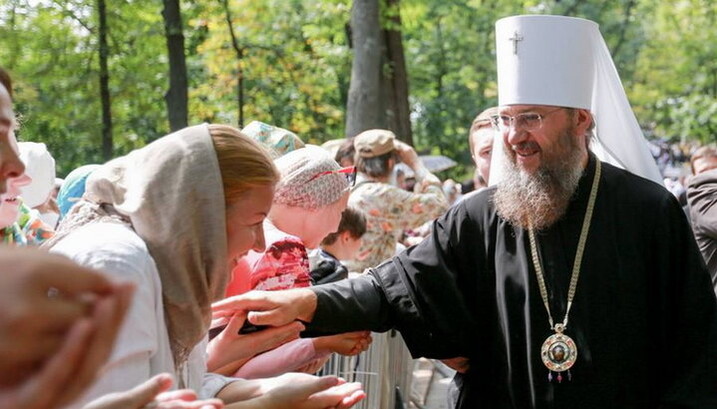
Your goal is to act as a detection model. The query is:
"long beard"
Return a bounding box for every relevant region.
[493,126,585,231]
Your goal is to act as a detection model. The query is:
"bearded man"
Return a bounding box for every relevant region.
[214,15,717,408]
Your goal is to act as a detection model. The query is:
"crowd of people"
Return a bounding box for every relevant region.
[2,13,717,409]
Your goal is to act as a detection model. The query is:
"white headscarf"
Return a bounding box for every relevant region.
[46,124,228,371]
[18,142,56,207]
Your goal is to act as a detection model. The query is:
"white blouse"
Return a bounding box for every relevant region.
[51,222,234,408]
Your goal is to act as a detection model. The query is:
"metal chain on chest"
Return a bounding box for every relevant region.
[528,159,601,331]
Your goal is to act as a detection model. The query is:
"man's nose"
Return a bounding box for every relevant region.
[506,125,529,146]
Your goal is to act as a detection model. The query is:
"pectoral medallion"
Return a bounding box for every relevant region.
[541,325,577,382]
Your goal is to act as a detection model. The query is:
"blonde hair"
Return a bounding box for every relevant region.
[209,124,279,206]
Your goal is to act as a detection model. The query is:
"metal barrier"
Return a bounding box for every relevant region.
[321,329,414,409]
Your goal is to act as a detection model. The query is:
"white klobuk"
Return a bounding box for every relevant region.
[489,15,662,185]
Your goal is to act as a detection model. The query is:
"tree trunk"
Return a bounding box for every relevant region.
[162,0,188,132]
[221,0,245,128]
[345,0,385,138]
[383,0,412,145]
[97,0,113,160]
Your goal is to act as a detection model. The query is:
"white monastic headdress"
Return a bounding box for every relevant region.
[489,15,661,185]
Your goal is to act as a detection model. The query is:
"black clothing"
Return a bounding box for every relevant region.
[310,249,349,285]
[307,157,717,409]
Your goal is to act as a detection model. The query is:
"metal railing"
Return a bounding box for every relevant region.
[320,329,414,409]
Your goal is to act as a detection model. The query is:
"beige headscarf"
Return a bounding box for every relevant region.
[45,124,228,372]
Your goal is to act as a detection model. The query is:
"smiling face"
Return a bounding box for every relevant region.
[0,82,27,228]
[0,82,25,198]
[225,183,275,265]
[493,105,593,230]
[0,173,30,228]
[499,105,590,174]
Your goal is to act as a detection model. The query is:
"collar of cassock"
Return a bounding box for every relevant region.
[563,153,599,226]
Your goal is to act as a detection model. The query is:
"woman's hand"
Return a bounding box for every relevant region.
[312,332,372,356]
[206,312,304,374]
[0,281,133,409]
[0,248,123,386]
[294,356,331,374]
[258,374,365,409]
[83,373,224,409]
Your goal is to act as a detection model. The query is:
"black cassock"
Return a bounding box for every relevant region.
[306,156,717,409]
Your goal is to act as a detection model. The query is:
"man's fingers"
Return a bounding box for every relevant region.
[211,291,276,313]
[246,309,292,326]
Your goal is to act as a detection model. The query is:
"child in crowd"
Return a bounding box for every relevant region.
[310,206,367,283]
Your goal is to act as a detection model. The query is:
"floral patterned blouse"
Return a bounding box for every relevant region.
[1,203,54,246]
[344,173,448,273]
[229,220,312,293]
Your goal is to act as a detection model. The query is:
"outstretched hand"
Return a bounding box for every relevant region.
[211,289,317,328]
[313,332,372,356]
[83,373,224,409]
[259,374,365,409]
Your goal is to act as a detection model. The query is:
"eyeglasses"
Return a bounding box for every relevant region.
[308,166,357,187]
[490,108,564,132]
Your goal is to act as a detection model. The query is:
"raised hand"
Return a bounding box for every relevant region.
[252,374,365,409]
[313,331,372,356]
[83,373,224,409]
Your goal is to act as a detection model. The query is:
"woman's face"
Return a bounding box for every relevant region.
[303,191,350,248]
[225,183,275,264]
[0,173,30,228]
[0,129,30,228]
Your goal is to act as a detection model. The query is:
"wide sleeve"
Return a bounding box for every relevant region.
[652,193,717,408]
[308,202,482,359]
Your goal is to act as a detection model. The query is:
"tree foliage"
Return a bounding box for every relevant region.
[1,0,715,178]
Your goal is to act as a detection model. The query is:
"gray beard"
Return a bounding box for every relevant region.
[493,137,585,231]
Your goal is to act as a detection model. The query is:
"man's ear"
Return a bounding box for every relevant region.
[574,108,592,136]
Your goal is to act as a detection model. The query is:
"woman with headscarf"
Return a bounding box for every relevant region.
[215,146,371,379]
[45,125,364,409]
